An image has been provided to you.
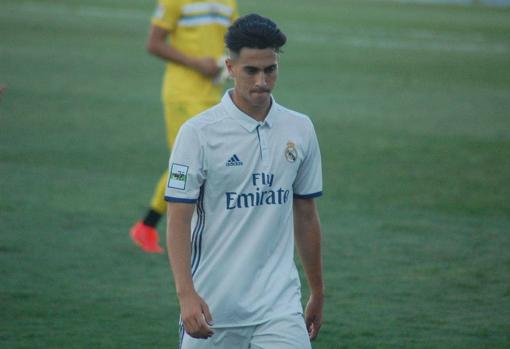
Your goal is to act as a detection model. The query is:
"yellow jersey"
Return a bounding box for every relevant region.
[151,0,239,103]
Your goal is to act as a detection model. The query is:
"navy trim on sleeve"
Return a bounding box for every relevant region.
[165,196,198,203]
[293,191,323,199]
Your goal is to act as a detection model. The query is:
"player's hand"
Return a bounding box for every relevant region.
[178,290,214,339]
[191,57,220,78]
[304,292,323,340]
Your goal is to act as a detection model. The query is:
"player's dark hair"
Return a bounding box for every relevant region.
[225,13,287,54]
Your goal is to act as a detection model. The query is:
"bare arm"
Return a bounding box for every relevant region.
[167,202,214,339]
[146,25,219,77]
[293,198,324,340]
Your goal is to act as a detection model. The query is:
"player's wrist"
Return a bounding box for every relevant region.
[185,56,200,71]
[176,283,198,299]
[310,284,325,298]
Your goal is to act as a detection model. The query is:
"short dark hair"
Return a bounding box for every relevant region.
[225,13,287,54]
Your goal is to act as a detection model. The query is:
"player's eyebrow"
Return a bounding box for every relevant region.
[243,64,278,73]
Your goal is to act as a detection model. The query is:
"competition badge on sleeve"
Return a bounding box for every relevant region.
[168,163,189,190]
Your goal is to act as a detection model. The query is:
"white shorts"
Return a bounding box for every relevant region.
[179,313,312,349]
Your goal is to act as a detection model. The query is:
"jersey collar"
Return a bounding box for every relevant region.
[222,89,275,132]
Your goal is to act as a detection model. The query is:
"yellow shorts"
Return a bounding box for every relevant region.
[163,100,216,150]
[150,99,217,214]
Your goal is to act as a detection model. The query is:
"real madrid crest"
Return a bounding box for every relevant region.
[285,141,298,162]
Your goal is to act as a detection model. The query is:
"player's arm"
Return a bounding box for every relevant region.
[167,202,214,339]
[293,197,324,341]
[146,24,219,77]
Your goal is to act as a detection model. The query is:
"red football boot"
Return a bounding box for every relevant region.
[130,221,164,253]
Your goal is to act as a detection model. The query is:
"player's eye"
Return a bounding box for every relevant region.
[244,67,258,75]
[264,65,277,74]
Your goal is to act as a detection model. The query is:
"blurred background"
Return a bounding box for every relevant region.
[1,0,509,348]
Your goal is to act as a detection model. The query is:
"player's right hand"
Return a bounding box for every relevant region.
[178,290,214,339]
[304,292,323,340]
[192,57,220,78]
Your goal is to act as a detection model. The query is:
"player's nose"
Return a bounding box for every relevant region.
[254,71,268,88]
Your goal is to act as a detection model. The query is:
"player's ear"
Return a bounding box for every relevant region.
[225,57,235,77]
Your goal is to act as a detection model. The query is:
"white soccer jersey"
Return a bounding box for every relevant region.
[165,90,322,327]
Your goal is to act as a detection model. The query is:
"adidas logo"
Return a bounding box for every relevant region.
[226,154,243,167]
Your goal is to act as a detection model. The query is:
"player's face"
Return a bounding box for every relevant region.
[227,48,279,112]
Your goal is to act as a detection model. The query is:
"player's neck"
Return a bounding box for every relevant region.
[230,91,271,122]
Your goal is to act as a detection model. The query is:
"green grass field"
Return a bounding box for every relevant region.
[1,0,509,348]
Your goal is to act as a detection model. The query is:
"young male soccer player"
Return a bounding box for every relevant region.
[130,0,239,253]
[165,13,324,348]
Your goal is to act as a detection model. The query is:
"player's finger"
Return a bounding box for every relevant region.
[184,317,199,336]
[202,302,214,325]
[190,313,206,333]
[185,317,211,339]
[308,318,322,340]
[309,323,317,340]
[197,316,214,338]
[307,320,314,339]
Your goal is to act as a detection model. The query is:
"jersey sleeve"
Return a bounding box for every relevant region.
[151,0,181,32]
[165,123,206,203]
[293,120,323,199]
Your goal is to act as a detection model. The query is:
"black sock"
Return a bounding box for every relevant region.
[143,209,162,228]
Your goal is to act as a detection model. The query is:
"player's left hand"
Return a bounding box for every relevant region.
[178,290,214,339]
[304,292,323,340]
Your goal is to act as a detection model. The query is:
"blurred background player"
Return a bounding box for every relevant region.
[130,0,239,253]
